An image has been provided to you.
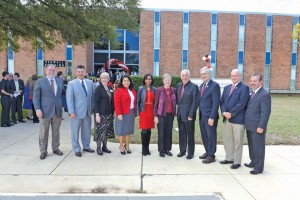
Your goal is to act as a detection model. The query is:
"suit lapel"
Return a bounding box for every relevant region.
[248,87,263,104]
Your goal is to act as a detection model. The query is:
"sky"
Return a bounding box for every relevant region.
[141,0,300,15]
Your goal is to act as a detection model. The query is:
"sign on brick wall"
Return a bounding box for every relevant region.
[43,60,66,67]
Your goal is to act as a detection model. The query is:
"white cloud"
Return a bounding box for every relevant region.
[141,0,300,15]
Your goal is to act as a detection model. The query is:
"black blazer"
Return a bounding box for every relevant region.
[8,79,25,95]
[93,83,114,115]
[176,80,199,122]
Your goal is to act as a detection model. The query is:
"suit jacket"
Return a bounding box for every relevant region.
[8,79,25,95]
[199,79,220,121]
[33,77,63,119]
[220,82,249,124]
[176,80,199,122]
[114,87,137,116]
[245,87,271,133]
[136,85,156,115]
[66,78,94,119]
[93,83,114,115]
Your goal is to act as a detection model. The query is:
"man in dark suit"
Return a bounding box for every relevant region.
[219,69,249,169]
[244,73,271,175]
[9,72,26,124]
[176,69,199,159]
[33,64,64,160]
[1,71,13,127]
[198,67,220,164]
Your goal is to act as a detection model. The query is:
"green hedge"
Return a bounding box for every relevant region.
[131,76,181,90]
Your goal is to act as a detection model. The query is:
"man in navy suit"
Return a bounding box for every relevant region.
[219,69,249,169]
[176,69,199,159]
[198,67,220,164]
[244,73,271,175]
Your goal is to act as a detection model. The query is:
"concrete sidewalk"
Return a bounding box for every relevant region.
[0,113,299,200]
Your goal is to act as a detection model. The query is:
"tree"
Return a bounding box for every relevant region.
[293,23,300,42]
[0,0,141,51]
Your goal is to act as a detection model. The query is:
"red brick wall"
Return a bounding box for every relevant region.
[0,52,7,73]
[270,16,293,90]
[160,11,182,76]
[73,44,87,75]
[244,14,266,84]
[86,42,94,73]
[189,12,211,78]
[216,13,239,78]
[140,10,154,75]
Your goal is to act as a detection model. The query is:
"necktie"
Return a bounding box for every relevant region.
[180,84,185,97]
[50,79,55,94]
[82,80,87,97]
[229,84,235,95]
[251,92,255,99]
[15,81,19,91]
[201,83,206,97]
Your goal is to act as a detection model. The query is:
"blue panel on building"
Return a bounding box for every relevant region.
[182,50,188,62]
[265,52,271,64]
[154,49,160,62]
[240,15,245,26]
[212,14,217,25]
[8,48,13,60]
[155,12,160,23]
[37,48,43,60]
[294,17,299,26]
[238,51,244,64]
[67,48,72,60]
[292,53,297,65]
[211,50,216,63]
[183,13,189,24]
[267,16,272,27]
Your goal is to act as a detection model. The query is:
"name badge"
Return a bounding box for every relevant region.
[110,89,113,92]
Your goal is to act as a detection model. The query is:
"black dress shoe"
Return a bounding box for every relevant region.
[1,124,8,127]
[6,123,11,127]
[244,163,255,168]
[27,117,33,120]
[250,170,262,175]
[165,151,173,156]
[159,152,165,157]
[12,121,17,124]
[219,160,234,164]
[83,148,95,153]
[199,153,207,159]
[177,152,186,157]
[9,123,14,126]
[33,120,39,123]
[120,151,126,155]
[19,120,26,123]
[40,152,47,160]
[53,149,63,156]
[186,155,194,159]
[97,148,103,156]
[202,156,216,164]
[230,164,241,169]
[75,152,82,157]
[102,146,111,153]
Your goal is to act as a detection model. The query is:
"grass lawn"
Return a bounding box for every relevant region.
[108,94,300,145]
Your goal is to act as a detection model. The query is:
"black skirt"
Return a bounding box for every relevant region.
[94,113,115,141]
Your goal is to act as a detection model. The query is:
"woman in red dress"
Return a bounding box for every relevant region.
[136,74,156,156]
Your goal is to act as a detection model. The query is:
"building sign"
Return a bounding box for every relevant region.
[43,60,66,67]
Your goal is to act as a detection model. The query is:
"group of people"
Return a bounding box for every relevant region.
[3,63,271,176]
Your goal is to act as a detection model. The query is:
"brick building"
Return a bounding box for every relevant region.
[0,9,300,93]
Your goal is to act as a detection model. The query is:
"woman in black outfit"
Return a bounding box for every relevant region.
[93,72,115,155]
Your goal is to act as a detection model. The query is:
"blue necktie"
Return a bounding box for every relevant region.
[82,81,87,97]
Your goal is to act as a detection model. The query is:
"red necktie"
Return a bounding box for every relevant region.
[201,83,206,97]
[229,84,235,95]
[180,85,185,97]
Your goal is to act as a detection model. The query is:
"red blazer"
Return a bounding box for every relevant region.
[114,87,137,115]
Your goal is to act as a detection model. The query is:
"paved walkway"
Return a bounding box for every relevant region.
[0,113,299,200]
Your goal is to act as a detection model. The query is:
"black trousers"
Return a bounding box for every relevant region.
[178,116,195,156]
[157,113,174,153]
[11,96,23,122]
[247,129,266,172]
[200,118,218,157]
[1,96,11,125]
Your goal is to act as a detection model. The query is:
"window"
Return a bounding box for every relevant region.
[125,31,139,50]
[111,30,124,50]
[110,53,124,62]
[94,53,109,63]
[126,53,139,64]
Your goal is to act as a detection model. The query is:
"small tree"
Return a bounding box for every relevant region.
[293,22,300,42]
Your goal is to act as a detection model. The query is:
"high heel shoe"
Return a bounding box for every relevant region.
[27,117,33,120]
[124,144,131,154]
[120,146,126,155]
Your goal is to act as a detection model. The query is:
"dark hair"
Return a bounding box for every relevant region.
[2,71,8,77]
[117,75,134,90]
[32,74,38,80]
[57,71,63,76]
[76,65,85,70]
[251,73,263,82]
[142,74,154,85]
[14,72,20,77]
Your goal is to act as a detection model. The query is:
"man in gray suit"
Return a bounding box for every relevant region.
[33,64,64,160]
[67,65,95,157]
[244,73,271,175]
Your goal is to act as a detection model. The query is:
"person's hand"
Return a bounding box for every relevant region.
[257,127,264,134]
[36,110,43,118]
[136,116,140,120]
[118,115,123,120]
[188,117,193,121]
[69,113,76,119]
[154,117,159,124]
[223,112,231,119]
[96,115,101,123]
[208,118,214,126]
